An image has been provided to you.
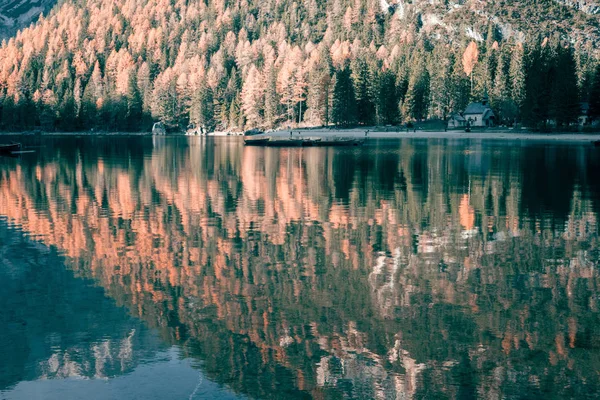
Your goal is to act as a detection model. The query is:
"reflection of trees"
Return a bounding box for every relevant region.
[0,223,160,391]
[0,137,599,398]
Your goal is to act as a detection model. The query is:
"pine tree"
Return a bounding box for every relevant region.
[589,65,600,124]
[57,90,77,131]
[351,55,376,125]
[428,46,453,121]
[1,97,16,130]
[450,52,470,115]
[522,41,552,129]
[292,65,308,125]
[190,84,216,132]
[402,52,430,122]
[241,65,264,128]
[509,43,526,122]
[377,70,400,125]
[229,97,242,130]
[331,67,357,127]
[491,48,513,125]
[151,70,181,128]
[263,63,280,128]
[550,45,580,127]
[306,46,332,126]
[126,73,144,131]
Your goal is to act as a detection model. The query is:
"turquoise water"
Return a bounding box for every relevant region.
[1,136,599,399]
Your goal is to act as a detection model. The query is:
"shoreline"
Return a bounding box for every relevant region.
[1,129,599,142]
[255,128,600,142]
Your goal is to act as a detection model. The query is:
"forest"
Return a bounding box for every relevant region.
[0,0,599,132]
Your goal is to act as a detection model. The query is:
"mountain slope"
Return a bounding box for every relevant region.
[386,0,600,50]
[1,0,599,46]
[0,0,56,39]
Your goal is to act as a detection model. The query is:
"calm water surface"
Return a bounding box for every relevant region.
[1,136,600,399]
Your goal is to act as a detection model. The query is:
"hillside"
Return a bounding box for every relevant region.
[6,1,598,47]
[0,0,598,132]
[0,0,56,39]
[390,0,600,49]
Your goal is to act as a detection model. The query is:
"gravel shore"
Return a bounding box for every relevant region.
[264,128,600,142]
[2,128,599,142]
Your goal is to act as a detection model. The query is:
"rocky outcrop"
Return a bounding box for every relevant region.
[555,0,600,15]
[0,0,56,39]
[386,0,600,51]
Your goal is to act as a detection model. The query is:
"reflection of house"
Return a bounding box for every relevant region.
[579,102,590,126]
[464,95,495,127]
[447,113,466,129]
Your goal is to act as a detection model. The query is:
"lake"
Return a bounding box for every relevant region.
[1,136,599,399]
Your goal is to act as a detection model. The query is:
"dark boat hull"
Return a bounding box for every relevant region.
[0,143,21,154]
[306,139,364,147]
[244,137,364,147]
[244,138,272,146]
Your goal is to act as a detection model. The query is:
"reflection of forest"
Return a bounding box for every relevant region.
[0,222,163,391]
[1,137,599,399]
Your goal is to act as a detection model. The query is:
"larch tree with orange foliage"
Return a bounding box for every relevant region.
[462,41,479,94]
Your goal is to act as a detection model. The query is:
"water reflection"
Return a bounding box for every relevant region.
[1,136,600,399]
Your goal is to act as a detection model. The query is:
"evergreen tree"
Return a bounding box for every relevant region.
[306,46,332,126]
[491,48,517,125]
[509,43,526,123]
[190,84,216,132]
[351,55,376,125]
[125,74,144,132]
[331,67,357,127]
[589,65,600,124]
[522,41,552,129]
[550,45,580,127]
[151,70,182,128]
[292,65,308,124]
[264,63,280,128]
[402,52,430,122]
[57,91,77,131]
[428,46,454,121]
[450,52,470,115]
[241,65,264,128]
[1,96,16,130]
[229,97,242,130]
[377,70,400,125]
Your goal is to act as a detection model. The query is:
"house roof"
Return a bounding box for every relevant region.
[450,113,466,121]
[464,102,494,115]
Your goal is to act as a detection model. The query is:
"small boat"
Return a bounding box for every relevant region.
[244,137,271,146]
[244,136,364,147]
[308,138,364,147]
[0,142,21,154]
[244,128,264,136]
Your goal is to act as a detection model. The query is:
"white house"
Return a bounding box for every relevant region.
[464,95,496,127]
[447,113,466,129]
